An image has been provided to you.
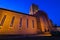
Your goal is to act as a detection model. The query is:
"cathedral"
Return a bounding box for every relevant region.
[0,4,53,36]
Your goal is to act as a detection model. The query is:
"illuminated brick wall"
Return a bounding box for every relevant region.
[0,9,37,35]
[0,8,52,35]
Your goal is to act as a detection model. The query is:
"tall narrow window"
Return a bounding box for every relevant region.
[32,20,34,28]
[10,16,15,27]
[0,15,6,26]
[19,18,22,27]
[42,16,48,32]
[26,19,28,28]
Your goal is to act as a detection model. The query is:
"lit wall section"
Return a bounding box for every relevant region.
[0,9,37,35]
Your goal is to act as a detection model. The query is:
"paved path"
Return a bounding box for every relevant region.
[0,32,52,39]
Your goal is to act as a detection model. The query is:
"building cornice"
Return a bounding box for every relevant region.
[0,8,35,17]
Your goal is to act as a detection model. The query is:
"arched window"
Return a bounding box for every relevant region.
[19,18,22,27]
[0,15,6,26]
[26,19,28,28]
[10,16,15,27]
[32,20,34,28]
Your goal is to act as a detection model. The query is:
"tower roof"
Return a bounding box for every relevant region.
[29,4,39,15]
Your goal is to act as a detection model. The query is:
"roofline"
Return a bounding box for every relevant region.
[0,8,35,17]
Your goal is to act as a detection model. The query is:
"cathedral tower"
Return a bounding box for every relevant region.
[29,4,39,15]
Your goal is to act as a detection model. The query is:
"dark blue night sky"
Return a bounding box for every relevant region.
[0,0,60,26]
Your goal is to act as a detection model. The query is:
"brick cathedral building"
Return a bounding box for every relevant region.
[0,4,53,36]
